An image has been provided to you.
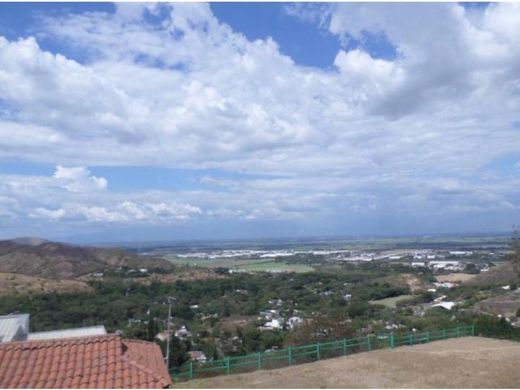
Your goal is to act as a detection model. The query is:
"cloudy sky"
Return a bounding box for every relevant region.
[0,2,519,242]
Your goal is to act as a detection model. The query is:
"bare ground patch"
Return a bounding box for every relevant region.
[177,337,520,388]
[436,273,477,283]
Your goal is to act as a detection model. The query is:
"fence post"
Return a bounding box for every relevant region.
[426,331,430,343]
[367,335,372,351]
[408,334,413,346]
[342,338,347,355]
[288,346,293,365]
[389,333,395,349]
[257,352,262,370]
[456,326,460,337]
[225,356,230,374]
[189,361,193,380]
[471,324,475,336]
[316,342,321,360]
[443,329,447,339]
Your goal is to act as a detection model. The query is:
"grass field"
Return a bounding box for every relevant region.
[164,256,315,273]
[177,337,520,388]
[370,294,414,308]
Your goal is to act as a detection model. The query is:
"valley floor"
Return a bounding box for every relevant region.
[176,337,520,388]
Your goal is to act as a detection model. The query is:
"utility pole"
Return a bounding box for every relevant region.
[165,296,175,365]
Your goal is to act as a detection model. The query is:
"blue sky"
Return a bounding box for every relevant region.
[0,2,519,242]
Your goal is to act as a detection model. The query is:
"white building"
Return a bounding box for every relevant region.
[0,313,106,343]
[431,302,456,310]
[0,314,29,342]
[287,316,303,330]
[175,325,192,339]
[261,319,282,330]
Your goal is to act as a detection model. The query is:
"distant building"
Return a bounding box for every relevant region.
[175,325,192,339]
[287,316,303,330]
[188,350,207,363]
[431,302,456,310]
[261,319,282,330]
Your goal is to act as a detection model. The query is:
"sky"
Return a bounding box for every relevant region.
[0,2,520,243]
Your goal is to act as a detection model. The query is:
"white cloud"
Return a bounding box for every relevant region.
[0,3,519,236]
[31,207,67,220]
[53,166,108,192]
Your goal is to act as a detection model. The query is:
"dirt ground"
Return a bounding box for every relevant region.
[436,273,477,283]
[177,337,520,388]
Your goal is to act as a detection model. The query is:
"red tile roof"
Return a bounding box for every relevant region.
[0,334,172,388]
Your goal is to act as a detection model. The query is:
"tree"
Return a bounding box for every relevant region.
[288,315,355,345]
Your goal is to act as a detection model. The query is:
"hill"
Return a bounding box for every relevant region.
[467,262,519,287]
[0,272,93,296]
[0,239,174,280]
[178,337,520,388]
[10,237,49,246]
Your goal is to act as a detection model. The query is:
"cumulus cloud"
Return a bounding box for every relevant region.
[0,3,519,237]
[53,166,108,192]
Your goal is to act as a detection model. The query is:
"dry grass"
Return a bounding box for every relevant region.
[436,273,477,283]
[373,273,430,293]
[0,272,93,296]
[177,337,520,388]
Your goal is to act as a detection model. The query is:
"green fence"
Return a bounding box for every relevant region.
[170,324,475,381]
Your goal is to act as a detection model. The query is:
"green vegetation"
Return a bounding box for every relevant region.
[164,256,316,273]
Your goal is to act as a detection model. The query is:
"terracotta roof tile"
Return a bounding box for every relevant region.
[0,335,172,388]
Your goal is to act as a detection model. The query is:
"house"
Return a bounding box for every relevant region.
[431,301,456,310]
[287,316,303,330]
[188,350,207,363]
[344,293,352,301]
[0,314,29,343]
[0,314,106,343]
[411,261,426,268]
[175,326,192,339]
[27,325,107,341]
[430,260,462,271]
[0,334,172,388]
[433,282,456,289]
[434,295,447,303]
[261,319,282,330]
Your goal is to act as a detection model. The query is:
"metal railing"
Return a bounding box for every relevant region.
[170,324,475,381]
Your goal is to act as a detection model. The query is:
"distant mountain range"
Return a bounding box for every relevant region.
[0,238,174,280]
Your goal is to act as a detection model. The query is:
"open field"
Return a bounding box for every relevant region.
[164,256,315,273]
[436,273,477,283]
[370,294,414,308]
[177,337,520,388]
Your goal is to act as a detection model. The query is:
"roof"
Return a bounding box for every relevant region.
[0,334,172,388]
[431,302,456,310]
[0,314,29,343]
[28,325,107,341]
